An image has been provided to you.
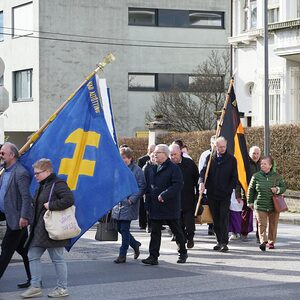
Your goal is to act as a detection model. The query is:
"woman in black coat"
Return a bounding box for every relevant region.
[21,159,74,299]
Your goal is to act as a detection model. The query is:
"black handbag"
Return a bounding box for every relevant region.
[95,213,118,241]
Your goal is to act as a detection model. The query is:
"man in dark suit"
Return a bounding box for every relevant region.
[137,144,155,230]
[142,144,187,265]
[199,137,237,252]
[0,142,32,287]
[169,144,199,248]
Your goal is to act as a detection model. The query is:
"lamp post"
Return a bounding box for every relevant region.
[264,0,270,155]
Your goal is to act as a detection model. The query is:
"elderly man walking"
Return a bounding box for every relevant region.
[169,144,199,248]
[142,144,187,265]
[199,137,237,252]
[0,142,32,287]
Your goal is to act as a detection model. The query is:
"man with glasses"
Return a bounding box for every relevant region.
[0,142,32,287]
[142,144,188,265]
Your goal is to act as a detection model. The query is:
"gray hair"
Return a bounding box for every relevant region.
[156,144,170,157]
[32,158,53,171]
[169,143,181,153]
[215,136,227,145]
[249,145,261,155]
[3,142,19,159]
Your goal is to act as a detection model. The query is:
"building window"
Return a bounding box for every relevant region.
[269,78,280,123]
[128,73,156,91]
[12,2,33,37]
[250,0,257,29]
[0,11,3,41]
[268,7,279,23]
[189,75,224,92]
[158,10,189,27]
[13,69,32,101]
[128,73,224,92]
[128,8,157,26]
[129,8,225,29]
[189,11,224,28]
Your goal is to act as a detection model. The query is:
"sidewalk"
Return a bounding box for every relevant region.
[279,212,300,225]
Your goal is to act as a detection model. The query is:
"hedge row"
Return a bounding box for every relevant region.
[119,124,300,190]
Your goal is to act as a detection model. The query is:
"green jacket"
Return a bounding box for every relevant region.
[247,170,286,212]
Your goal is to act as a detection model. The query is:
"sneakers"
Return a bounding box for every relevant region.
[177,254,188,263]
[141,256,158,265]
[48,287,69,298]
[187,239,194,249]
[134,242,141,259]
[20,287,42,298]
[267,242,275,249]
[229,233,240,241]
[213,244,222,251]
[114,256,126,264]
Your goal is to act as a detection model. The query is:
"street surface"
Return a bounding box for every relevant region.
[1,221,300,299]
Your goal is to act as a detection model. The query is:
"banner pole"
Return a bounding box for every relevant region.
[19,53,115,155]
[194,78,234,217]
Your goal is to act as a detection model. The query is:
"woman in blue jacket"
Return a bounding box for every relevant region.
[112,147,146,263]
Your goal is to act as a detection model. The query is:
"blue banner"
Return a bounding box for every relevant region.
[20,75,138,250]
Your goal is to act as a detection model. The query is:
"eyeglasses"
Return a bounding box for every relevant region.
[34,170,46,176]
[154,151,165,154]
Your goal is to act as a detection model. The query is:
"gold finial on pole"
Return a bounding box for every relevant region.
[19,53,116,155]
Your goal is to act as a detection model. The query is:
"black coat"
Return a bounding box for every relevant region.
[138,154,150,169]
[178,157,199,211]
[200,151,237,201]
[28,174,74,248]
[145,158,183,220]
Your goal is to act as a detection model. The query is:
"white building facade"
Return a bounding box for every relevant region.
[229,0,300,127]
[0,0,231,146]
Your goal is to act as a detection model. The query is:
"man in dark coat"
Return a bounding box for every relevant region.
[199,137,237,252]
[169,144,199,248]
[0,142,32,287]
[137,144,155,230]
[142,144,187,265]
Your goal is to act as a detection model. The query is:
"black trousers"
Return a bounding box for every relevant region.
[208,196,230,246]
[149,219,187,259]
[180,210,195,241]
[139,198,147,229]
[0,226,31,280]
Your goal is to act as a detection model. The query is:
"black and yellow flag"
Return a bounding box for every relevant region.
[220,84,252,195]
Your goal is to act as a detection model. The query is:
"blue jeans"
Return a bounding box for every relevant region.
[28,246,67,289]
[117,220,140,256]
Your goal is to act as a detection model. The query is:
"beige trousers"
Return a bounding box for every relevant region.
[255,210,280,244]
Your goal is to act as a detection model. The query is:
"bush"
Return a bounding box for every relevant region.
[119,124,300,190]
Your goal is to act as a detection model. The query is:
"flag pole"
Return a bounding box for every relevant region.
[19,53,115,155]
[195,78,234,217]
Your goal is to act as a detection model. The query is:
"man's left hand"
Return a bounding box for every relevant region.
[19,218,28,229]
[158,195,164,203]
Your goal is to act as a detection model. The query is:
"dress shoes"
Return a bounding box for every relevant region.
[213,244,222,250]
[141,256,158,265]
[220,245,229,252]
[177,254,188,264]
[259,243,266,251]
[18,279,31,289]
[114,256,126,264]
[134,242,141,259]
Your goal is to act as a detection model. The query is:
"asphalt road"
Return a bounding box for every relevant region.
[1,221,300,300]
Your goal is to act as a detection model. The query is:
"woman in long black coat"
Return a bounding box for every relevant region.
[21,159,74,299]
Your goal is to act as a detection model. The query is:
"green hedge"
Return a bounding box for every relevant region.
[119,124,300,190]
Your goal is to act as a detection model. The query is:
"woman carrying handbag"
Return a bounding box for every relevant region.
[247,156,286,252]
[21,159,75,299]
